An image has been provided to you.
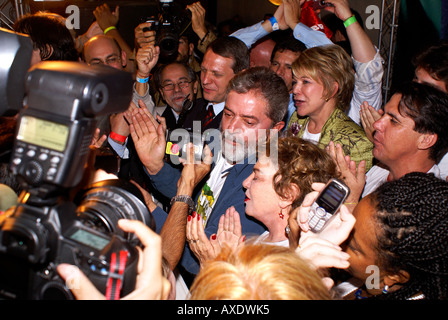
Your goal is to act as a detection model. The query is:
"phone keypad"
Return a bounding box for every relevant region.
[308,204,332,232]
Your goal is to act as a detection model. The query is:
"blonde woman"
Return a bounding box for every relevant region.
[287,44,374,171]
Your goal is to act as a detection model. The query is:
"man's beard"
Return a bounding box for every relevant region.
[221,130,262,164]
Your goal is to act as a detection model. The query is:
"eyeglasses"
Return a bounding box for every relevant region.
[88,55,121,66]
[161,80,193,91]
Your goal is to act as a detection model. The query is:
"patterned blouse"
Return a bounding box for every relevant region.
[287,108,374,171]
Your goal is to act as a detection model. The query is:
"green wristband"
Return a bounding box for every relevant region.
[104,26,117,34]
[343,15,357,28]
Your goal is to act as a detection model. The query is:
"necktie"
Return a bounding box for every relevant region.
[203,104,215,127]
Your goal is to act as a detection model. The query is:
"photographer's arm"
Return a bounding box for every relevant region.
[187,1,217,54]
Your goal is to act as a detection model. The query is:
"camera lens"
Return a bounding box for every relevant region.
[39,281,74,300]
[74,179,155,242]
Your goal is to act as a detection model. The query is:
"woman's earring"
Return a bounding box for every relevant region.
[278,212,284,219]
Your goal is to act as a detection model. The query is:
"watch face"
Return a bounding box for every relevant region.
[272,22,279,30]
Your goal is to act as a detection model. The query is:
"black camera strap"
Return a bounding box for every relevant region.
[105,250,128,300]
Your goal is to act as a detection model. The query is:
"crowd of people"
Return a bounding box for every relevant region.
[1,0,448,301]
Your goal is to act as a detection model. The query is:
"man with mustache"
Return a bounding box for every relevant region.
[130,67,289,281]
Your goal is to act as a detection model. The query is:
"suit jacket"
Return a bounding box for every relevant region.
[150,153,267,275]
[181,98,223,133]
[117,98,219,185]
[155,105,179,131]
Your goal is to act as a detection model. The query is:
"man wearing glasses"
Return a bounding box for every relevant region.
[153,62,199,131]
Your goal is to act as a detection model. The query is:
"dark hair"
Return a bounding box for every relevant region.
[271,35,306,61]
[13,12,78,61]
[370,172,448,300]
[226,66,289,124]
[393,81,448,162]
[207,36,249,74]
[413,42,448,90]
[153,61,197,91]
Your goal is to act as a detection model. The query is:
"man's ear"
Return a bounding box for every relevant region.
[189,42,195,56]
[159,88,166,101]
[271,121,285,132]
[193,80,199,95]
[417,132,437,150]
[41,44,54,61]
[121,50,127,68]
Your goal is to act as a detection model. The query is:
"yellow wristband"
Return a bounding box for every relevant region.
[104,26,117,34]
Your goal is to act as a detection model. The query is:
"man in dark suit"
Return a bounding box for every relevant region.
[131,66,290,279]
[152,61,200,131]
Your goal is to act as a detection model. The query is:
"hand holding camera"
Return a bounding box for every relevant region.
[186,1,208,40]
[135,22,157,49]
[57,219,171,300]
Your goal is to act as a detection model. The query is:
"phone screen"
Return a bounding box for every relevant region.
[316,183,346,214]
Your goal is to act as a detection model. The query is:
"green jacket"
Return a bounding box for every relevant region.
[287,108,374,171]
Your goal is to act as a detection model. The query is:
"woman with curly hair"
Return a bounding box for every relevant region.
[186,136,339,264]
[339,172,448,300]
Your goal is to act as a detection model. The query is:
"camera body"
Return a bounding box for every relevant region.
[308,178,350,233]
[141,0,191,62]
[0,200,139,299]
[0,46,151,299]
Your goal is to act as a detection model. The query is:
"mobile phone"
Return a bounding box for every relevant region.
[307,178,350,233]
[310,0,334,11]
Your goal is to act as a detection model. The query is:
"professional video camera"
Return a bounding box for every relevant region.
[0,28,154,299]
[141,0,192,62]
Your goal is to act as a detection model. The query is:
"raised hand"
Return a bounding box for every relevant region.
[186,212,221,266]
[129,106,167,175]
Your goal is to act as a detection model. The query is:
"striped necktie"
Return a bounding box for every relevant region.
[203,104,215,127]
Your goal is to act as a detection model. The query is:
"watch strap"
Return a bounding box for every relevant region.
[170,195,195,213]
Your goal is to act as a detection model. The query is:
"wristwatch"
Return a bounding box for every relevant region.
[170,195,195,213]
